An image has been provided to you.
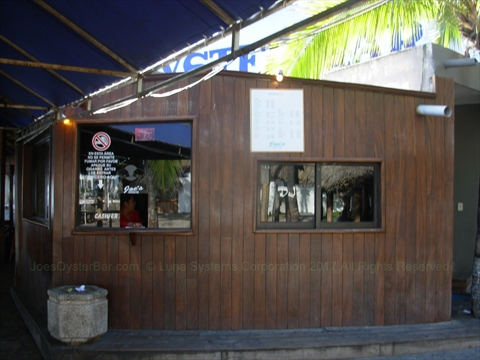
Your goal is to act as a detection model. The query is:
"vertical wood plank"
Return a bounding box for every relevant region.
[106,235,119,329]
[342,233,354,326]
[231,78,247,329]
[242,78,257,329]
[220,77,234,330]
[394,95,407,325]
[365,91,376,159]
[129,237,142,329]
[298,233,310,328]
[231,79,250,330]
[61,122,75,286]
[265,233,277,329]
[141,236,153,329]
[197,78,211,328]
[52,124,65,287]
[374,232,386,326]
[209,194,221,329]
[334,88,345,157]
[220,236,232,330]
[287,234,300,328]
[372,90,386,326]
[152,236,165,329]
[320,234,333,327]
[364,233,376,326]
[404,96,417,324]
[323,87,334,158]
[353,233,365,326]
[355,90,366,158]
[254,233,266,329]
[117,234,130,329]
[164,236,176,329]
[302,85,313,156]
[232,150,245,329]
[414,97,427,325]
[311,86,324,158]
[175,236,186,330]
[331,235,343,327]
[186,235,198,329]
[384,94,396,325]
[344,89,356,158]
[276,233,289,328]
[186,279,198,330]
[208,76,223,330]
[94,236,110,287]
[309,234,322,327]
[85,236,96,285]
[62,237,75,285]
[73,235,85,286]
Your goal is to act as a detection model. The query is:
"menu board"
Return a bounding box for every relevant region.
[250,89,304,152]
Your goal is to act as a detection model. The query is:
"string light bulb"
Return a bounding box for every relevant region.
[276,69,284,82]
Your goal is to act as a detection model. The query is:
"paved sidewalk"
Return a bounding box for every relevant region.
[0,261,43,360]
[3,258,480,360]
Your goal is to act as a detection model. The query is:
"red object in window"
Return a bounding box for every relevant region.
[135,128,155,141]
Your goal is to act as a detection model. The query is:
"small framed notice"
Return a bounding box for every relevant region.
[250,89,304,152]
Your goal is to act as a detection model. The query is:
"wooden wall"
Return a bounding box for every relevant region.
[17,72,455,329]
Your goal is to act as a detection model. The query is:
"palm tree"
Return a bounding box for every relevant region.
[145,159,183,228]
[264,0,478,80]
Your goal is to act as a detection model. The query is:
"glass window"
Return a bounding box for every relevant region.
[23,133,50,224]
[77,121,192,230]
[257,161,379,230]
[32,140,50,219]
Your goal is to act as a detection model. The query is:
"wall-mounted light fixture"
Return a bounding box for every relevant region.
[63,118,71,125]
[443,58,478,68]
[276,69,284,82]
[416,105,452,117]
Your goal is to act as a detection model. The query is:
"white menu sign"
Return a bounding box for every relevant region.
[250,89,304,152]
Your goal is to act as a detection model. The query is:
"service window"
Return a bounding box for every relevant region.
[77,121,192,230]
[257,161,380,230]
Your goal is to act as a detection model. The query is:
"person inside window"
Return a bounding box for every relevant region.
[120,194,144,228]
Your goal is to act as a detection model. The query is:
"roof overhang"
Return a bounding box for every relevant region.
[0,0,286,129]
[1,0,371,135]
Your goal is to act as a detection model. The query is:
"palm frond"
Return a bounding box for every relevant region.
[264,0,470,79]
[146,159,182,199]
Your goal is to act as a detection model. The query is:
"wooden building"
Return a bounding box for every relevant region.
[14,71,454,330]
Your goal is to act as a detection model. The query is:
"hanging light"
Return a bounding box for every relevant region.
[276,69,284,82]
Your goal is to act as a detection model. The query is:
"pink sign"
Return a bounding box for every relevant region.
[135,128,155,141]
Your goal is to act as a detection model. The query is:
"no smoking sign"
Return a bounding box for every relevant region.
[92,132,111,151]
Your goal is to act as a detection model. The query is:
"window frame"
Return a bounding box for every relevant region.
[255,158,382,232]
[73,118,195,235]
[23,130,51,226]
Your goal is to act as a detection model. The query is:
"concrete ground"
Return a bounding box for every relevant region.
[0,261,43,359]
[2,260,479,360]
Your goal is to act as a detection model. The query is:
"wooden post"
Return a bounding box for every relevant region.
[260,165,270,222]
[327,192,333,222]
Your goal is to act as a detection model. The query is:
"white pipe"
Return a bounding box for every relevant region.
[443,58,478,68]
[416,105,452,118]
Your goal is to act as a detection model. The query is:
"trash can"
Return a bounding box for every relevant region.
[47,285,108,345]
